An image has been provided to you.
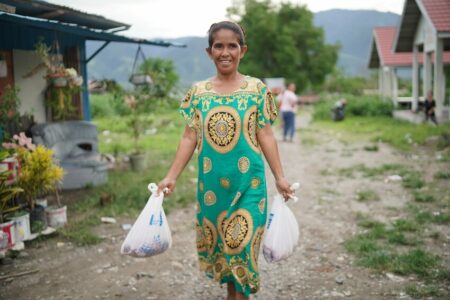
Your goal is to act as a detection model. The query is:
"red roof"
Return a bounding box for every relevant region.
[421,0,450,32]
[374,26,450,66]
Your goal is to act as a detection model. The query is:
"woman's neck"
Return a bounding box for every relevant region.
[215,72,241,82]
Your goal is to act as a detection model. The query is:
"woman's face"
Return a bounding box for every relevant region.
[207,29,247,76]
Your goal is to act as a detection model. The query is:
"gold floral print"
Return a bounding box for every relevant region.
[243,106,260,153]
[220,177,230,189]
[223,209,254,255]
[204,106,241,154]
[203,157,212,173]
[231,192,242,206]
[258,198,266,214]
[199,180,204,192]
[204,190,217,206]
[250,177,260,189]
[238,156,250,173]
[250,227,265,271]
[203,217,217,255]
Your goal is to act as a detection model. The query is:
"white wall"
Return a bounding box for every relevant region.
[13,49,47,123]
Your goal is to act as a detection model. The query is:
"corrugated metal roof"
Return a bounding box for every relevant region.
[369,26,450,68]
[421,0,450,33]
[0,12,185,48]
[1,0,129,31]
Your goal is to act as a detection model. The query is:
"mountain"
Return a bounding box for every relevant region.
[314,9,400,76]
[86,9,400,87]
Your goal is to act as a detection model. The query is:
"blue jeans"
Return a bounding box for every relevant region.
[282,111,295,140]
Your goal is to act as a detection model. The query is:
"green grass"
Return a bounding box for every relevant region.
[434,171,450,179]
[405,284,443,299]
[413,191,436,203]
[363,144,379,152]
[356,189,380,202]
[314,116,450,151]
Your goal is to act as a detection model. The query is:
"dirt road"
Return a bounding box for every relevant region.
[1,111,447,299]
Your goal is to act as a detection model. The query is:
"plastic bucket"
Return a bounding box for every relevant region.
[0,220,16,249]
[7,212,31,242]
[46,205,67,228]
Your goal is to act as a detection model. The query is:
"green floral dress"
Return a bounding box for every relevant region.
[179,76,277,296]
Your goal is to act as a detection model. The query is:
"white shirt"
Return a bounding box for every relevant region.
[278,90,298,113]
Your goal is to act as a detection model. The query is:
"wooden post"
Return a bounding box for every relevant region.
[412,45,419,111]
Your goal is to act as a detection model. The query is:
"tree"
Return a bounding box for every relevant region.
[227,0,339,92]
[139,58,179,98]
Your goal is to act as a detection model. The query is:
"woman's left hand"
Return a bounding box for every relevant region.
[276,177,293,201]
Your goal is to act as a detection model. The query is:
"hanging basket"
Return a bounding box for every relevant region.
[129,74,153,86]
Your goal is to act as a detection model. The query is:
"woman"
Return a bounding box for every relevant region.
[158,21,293,300]
[278,83,298,142]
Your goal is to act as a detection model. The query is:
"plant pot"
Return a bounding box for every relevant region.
[36,198,48,209]
[46,205,67,228]
[52,77,67,87]
[129,153,147,171]
[0,220,16,249]
[6,211,31,242]
[129,74,152,86]
[29,205,48,233]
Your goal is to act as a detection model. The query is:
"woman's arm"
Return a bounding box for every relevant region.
[158,125,197,196]
[257,124,293,200]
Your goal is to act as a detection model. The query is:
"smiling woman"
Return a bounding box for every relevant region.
[157,20,294,300]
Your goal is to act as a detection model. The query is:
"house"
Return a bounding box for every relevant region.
[393,0,450,122]
[0,0,183,126]
[368,26,450,106]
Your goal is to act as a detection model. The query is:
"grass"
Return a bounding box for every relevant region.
[405,284,442,299]
[363,144,379,152]
[434,171,450,179]
[356,189,380,202]
[413,191,436,203]
[314,116,450,151]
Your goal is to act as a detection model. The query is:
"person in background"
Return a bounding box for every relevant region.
[424,91,438,125]
[332,98,347,121]
[278,83,298,142]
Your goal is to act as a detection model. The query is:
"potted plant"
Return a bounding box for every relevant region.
[125,94,147,171]
[0,85,21,142]
[12,136,64,232]
[34,39,83,121]
[0,150,23,249]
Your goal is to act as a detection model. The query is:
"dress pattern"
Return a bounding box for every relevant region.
[179,76,277,296]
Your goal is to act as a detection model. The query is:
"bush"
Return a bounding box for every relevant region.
[313,94,394,120]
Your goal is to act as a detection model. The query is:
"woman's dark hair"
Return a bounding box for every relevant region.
[207,21,246,48]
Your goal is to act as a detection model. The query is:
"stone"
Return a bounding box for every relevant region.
[343,290,352,297]
[335,274,345,285]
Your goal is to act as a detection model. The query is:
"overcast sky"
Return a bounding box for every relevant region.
[46,0,404,39]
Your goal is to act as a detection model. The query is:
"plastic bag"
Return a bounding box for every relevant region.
[120,183,172,257]
[263,183,300,263]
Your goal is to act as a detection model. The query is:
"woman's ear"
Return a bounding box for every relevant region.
[240,45,248,59]
[205,47,212,59]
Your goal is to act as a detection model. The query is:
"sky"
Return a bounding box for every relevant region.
[46,0,405,39]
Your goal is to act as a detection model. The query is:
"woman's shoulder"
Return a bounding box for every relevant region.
[242,76,266,93]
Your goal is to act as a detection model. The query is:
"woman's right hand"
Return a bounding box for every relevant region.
[158,177,176,197]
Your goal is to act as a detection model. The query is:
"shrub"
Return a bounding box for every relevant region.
[313,94,394,120]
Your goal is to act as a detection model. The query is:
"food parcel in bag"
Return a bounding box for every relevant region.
[120,183,172,257]
[263,183,300,263]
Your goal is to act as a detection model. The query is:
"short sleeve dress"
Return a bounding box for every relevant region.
[179,76,277,296]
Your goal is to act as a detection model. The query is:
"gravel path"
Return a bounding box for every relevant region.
[0,110,439,299]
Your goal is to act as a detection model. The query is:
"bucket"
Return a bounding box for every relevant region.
[30,205,48,233]
[36,198,48,209]
[46,205,67,228]
[0,220,16,249]
[7,212,31,242]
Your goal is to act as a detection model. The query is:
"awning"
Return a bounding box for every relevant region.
[0,11,186,48]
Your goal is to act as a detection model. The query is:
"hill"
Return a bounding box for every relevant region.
[87,9,400,87]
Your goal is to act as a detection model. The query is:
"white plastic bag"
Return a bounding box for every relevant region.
[263,183,300,263]
[120,183,172,257]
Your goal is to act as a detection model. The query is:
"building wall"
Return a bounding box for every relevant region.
[13,49,47,123]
